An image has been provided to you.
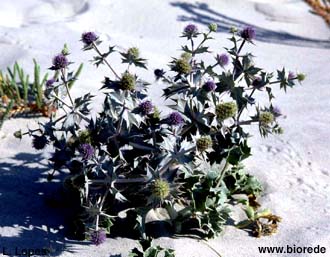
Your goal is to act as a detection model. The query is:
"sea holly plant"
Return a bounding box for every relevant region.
[15,24,304,249]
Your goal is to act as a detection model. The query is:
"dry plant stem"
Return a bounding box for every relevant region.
[200,240,223,257]
[92,42,120,80]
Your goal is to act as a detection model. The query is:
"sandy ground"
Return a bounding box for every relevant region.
[0,0,330,256]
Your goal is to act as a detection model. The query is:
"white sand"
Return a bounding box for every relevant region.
[0,0,330,256]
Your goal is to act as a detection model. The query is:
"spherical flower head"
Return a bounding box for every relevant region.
[127,47,140,59]
[216,53,230,67]
[52,54,68,70]
[46,78,55,88]
[168,112,184,126]
[181,52,192,60]
[173,58,191,74]
[82,32,97,45]
[184,24,198,35]
[32,135,48,150]
[154,69,165,79]
[152,179,170,201]
[196,136,212,152]
[252,77,263,89]
[203,80,216,92]
[208,23,218,32]
[78,130,92,144]
[91,229,106,246]
[240,26,256,41]
[259,112,274,125]
[79,143,94,160]
[297,73,306,82]
[216,102,237,120]
[139,100,153,115]
[119,72,135,91]
[288,71,295,80]
[277,127,284,134]
[230,27,238,33]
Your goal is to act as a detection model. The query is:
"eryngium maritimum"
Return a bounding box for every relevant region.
[216,53,230,67]
[139,100,153,115]
[91,230,106,246]
[203,80,216,92]
[82,32,97,45]
[240,26,256,41]
[52,54,68,70]
[168,112,184,125]
[79,143,94,160]
[216,102,237,120]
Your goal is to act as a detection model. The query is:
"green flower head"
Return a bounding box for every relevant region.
[172,58,191,74]
[259,112,274,125]
[152,179,170,201]
[216,102,237,120]
[119,72,135,91]
[127,47,140,59]
[296,73,306,82]
[78,130,92,144]
[196,136,212,152]
[208,23,218,32]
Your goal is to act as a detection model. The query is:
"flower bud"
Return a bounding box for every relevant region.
[297,73,306,82]
[208,23,218,32]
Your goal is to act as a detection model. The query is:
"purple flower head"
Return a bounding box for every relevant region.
[272,106,282,117]
[154,69,165,79]
[32,135,48,150]
[183,24,198,38]
[203,80,216,92]
[216,53,230,67]
[52,54,68,70]
[288,71,295,80]
[252,77,264,89]
[82,32,97,45]
[139,100,153,115]
[240,26,256,41]
[168,112,184,126]
[91,229,106,246]
[184,24,198,34]
[79,143,94,160]
[46,79,55,88]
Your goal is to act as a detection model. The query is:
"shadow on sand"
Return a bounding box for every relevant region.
[0,152,89,256]
[171,1,330,48]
